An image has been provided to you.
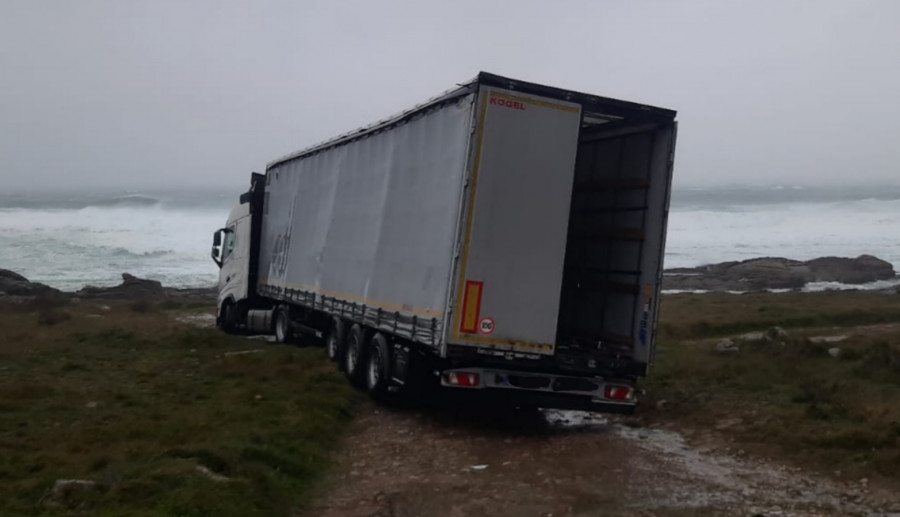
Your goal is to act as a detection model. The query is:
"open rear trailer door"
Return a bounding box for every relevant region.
[558,122,677,374]
[445,87,583,356]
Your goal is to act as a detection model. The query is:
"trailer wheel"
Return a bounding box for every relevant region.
[343,324,367,388]
[274,307,293,344]
[366,333,391,398]
[326,317,345,363]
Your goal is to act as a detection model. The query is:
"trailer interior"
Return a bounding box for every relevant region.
[556,96,676,375]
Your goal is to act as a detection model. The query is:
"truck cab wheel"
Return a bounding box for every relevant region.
[366,333,391,398]
[274,307,293,344]
[326,317,345,363]
[343,324,367,388]
[219,301,237,334]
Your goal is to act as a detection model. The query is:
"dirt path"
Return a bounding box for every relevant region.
[302,405,900,517]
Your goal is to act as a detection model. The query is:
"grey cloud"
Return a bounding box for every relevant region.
[1,0,898,191]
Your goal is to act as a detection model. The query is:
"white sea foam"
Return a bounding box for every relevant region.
[665,197,900,270]
[0,203,226,291]
[2,187,899,292]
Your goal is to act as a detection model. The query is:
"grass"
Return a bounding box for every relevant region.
[0,298,362,516]
[658,290,900,339]
[644,290,900,483]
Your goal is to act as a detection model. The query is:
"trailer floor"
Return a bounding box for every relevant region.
[300,404,899,517]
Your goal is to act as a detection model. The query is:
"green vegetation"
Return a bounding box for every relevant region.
[658,290,900,340]
[0,298,362,516]
[646,291,900,482]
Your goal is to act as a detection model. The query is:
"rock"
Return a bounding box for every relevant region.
[0,269,28,282]
[715,338,739,353]
[85,401,98,409]
[45,479,98,505]
[195,465,231,483]
[806,255,895,284]
[0,269,61,297]
[809,335,849,344]
[663,255,896,292]
[738,331,766,342]
[765,326,788,343]
[828,347,842,358]
[655,399,668,409]
[76,273,164,299]
[72,273,216,301]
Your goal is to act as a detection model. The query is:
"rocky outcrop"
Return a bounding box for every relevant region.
[0,270,215,301]
[76,273,165,299]
[75,273,216,301]
[0,269,61,297]
[664,255,896,292]
[805,255,895,284]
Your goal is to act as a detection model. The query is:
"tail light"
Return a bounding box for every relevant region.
[445,371,480,387]
[604,385,634,401]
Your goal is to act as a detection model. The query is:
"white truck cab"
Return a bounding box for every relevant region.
[211,201,252,330]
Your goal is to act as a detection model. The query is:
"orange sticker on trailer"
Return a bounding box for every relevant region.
[459,281,483,334]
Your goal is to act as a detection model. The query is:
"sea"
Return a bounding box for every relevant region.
[2,185,899,292]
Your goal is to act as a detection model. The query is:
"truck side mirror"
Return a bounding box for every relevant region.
[211,230,224,268]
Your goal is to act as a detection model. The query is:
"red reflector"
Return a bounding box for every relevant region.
[604,385,633,401]
[459,373,479,387]
[446,371,480,387]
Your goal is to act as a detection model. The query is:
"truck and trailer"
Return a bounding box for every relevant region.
[211,72,677,413]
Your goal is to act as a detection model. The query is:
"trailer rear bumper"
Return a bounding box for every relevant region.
[439,367,636,413]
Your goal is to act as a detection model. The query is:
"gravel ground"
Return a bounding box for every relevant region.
[301,405,900,517]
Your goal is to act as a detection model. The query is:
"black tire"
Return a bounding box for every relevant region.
[343,324,367,388]
[219,300,237,334]
[326,317,345,363]
[366,333,391,398]
[273,306,293,344]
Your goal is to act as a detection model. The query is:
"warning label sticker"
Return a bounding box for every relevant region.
[479,317,495,335]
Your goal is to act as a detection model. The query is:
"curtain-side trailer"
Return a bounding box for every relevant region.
[211,72,677,413]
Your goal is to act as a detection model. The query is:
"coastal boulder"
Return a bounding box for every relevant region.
[76,273,165,299]
[0,269,61,297]
[806,255,895,284]
[663,257,811,291]
[663,254,897,292]
[722,258,812,290]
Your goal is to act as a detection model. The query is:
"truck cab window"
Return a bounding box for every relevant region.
[223,228,236,260]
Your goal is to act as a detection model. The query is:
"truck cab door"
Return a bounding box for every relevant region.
[217,215,251,308]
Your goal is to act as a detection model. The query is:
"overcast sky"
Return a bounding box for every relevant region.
[1,0,898,191]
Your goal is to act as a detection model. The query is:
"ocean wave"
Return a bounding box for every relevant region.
[110,247,174,258]
[86,194,162,208]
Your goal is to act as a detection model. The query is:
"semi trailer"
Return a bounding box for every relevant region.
[211,72,677,413]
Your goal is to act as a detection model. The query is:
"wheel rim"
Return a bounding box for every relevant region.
[347,335,359,373]
[276,314,286,342]
[367,345,381,389]
[327,333,337,359]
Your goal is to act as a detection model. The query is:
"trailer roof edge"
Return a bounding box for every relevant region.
[266,72,676,172]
